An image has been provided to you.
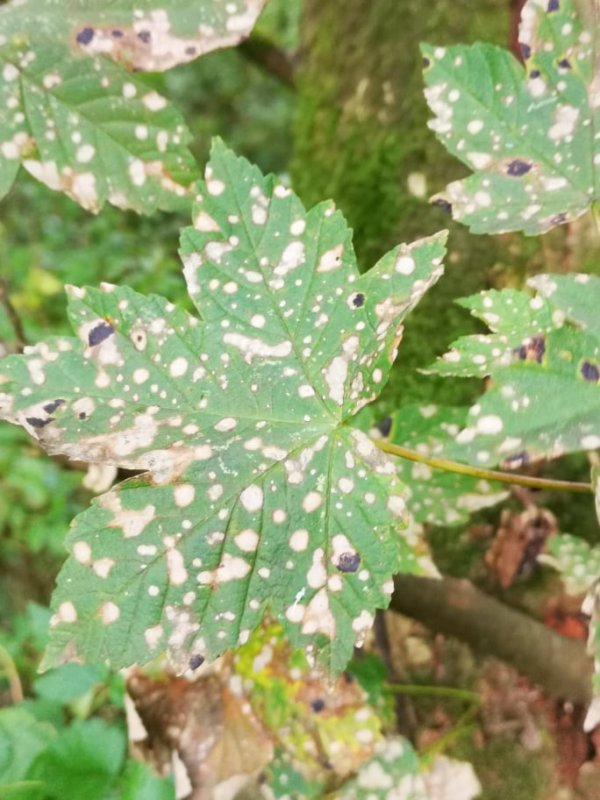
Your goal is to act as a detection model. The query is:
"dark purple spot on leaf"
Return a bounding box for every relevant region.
[530,69,541,79]
[507,159,532,177]
[501,451,530,469]
[337,552,361,573]
[76,27,95,45]
[311,698,326,713]
[519,42,531,59]
[581,361,600,382]
[547,0,559,11]
[558,58,571,70]
[79,412,87,420]
[422,56,431,68]
[189,654,204,670]
[88,322,114,346]
[137,30,151,43]
[351,292,365,308]
[550,212,568,226]
[513,335,545,364]
[26,416,52,428]
[112,29,124,37]
[376,417,392,437]
[43,399,64,414]
[432,197,452,214]
[185,46,196,56]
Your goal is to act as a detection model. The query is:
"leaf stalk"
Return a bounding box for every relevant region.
[375,440,593,494]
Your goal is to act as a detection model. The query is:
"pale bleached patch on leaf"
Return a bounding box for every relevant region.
[1,142,447,674]
[423,0,600,235]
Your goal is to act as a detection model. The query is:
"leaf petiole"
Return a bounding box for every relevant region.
[375,440,593,494]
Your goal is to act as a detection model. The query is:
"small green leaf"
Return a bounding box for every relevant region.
[431,273,600,466]
[33,663,109,705]
[0,707,55,784]
[333,738,426,800]
[0,142,448,674]
[265,751,325,800]
[118,760,175,800]
[0,0,265,211]
[423,0,600,234]
[541,532,600,594]
[27,718,126,800]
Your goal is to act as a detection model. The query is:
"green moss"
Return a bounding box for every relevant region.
[293,0,539,407]
[451,736,553,800]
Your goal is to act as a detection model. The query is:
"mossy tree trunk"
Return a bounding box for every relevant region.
[293,0,534,408]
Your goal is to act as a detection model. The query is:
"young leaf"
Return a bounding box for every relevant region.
[333,738,426,800]
[540,532,600,594]
[0,141,448,674]
[0,0,265,211]
[0,707,55,784]
[430,273,600,466]
[377,404,508,527]
[423,0,600,234]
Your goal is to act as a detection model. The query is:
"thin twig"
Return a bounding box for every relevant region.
[0,279,27,351]
[383,683,480,703]
[0,643,23,703]
[375,439,593,494]
[238,34,297,88]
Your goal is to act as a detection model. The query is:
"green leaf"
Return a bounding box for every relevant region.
[118,761,175,800]
[265,751,325,800]
[0,0,266,210]
[430,273,600,466]
[0,707,55,784]
[0,141,448,674]
[333,738,426,800]
[582,468,600,731]
[541,532,600,594]
[382,404,508,527]
[27,718,126,800]
[422,0,600,234]
[33,663,109,705]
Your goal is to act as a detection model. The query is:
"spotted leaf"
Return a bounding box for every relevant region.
[0,141,447,673]
[541,532,600,594]
[332,738,426,800]
[547,473,600,731]
[376,404,508,528]
[430,273,600,466]
[423,0,600,234]
[0,0,265,211]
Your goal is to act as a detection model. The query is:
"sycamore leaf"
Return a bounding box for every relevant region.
[543,472,600,732]
[333,738,426,800]
[376,404,508,528]
[0,0,265,211]
[430,273,600,467]
[233,622,381,782]
[422,0,600,235]
[0,141,447,674]
[541,532,600,594]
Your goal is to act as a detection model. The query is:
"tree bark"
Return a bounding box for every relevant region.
[391,574,593,705]
[293,0,538,409]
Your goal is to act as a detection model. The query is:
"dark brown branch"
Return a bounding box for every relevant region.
[391,574,593,705]
[0,280,27,351]
[238,34,296,88]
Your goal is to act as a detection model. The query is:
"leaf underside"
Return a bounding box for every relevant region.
[430,273,600,467]
[0,141,448,673]
[0,0,265,211]
[423,0,600,234]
